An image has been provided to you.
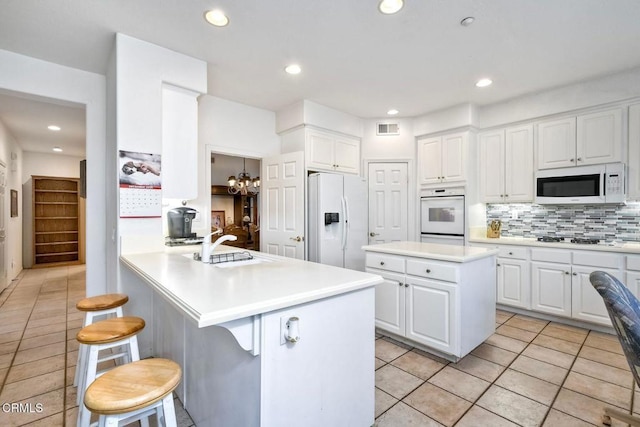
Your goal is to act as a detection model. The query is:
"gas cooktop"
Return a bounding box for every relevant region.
[570,238,600,245]
[537,236,565,243]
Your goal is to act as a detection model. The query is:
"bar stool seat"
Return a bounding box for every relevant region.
[76,293,129,312]
[77,316,145,427]
[84,358,181,427]
[74,294,129,389]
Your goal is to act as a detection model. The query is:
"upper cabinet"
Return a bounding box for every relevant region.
[537,108,623,170]
[479,124,534,203]
[628,104,640,200]
[306,129,360,174]
[418,131,468,186]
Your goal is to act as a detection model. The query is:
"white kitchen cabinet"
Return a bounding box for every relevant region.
[479,125,533,203]
[468,243,531,310]
[374,270,406,336]
[365,244,496,361]
[531,261,572,317]
[405,276,456,355]
[530,248,623,325]
[628,104,640,200]
[306,128,360,174]
[537,109,622,170]
[577,109,623,166]
[418,132,467,186]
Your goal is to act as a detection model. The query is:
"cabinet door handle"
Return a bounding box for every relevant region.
[497,263,501,267]
[398,282,403,287]
[505,194,509,197]
[370,232,380,237]
[572,272,577,276]
[380,261,385,266]
[577,157,582,162]
[565,271,570,275]
[404,284,409,287]
[508,251,513,255]
[570,158,575,162]
[426,269,431,273]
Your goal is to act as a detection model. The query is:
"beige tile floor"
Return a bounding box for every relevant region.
[0,265,635,426]
[375,311,636,426]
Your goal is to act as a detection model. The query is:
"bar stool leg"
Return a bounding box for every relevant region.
[78,335,140,427]
[74,306,124,387]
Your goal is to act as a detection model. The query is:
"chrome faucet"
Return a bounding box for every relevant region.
[200,232,237,263]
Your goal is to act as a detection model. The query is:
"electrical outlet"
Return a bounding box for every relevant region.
[511,210,518,220]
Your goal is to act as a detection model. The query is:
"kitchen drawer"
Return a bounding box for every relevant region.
[627,255,640,271]
[406,258,458,283]
[497,246,528,260]
[531,248,571,264]
[573,251,622,269]
[365,253,405,273]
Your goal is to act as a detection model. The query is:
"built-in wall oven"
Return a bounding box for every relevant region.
[420,188,465,246]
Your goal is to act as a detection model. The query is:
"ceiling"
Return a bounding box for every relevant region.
[1,0,640,154]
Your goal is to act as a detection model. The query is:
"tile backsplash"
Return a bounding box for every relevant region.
[486,203,640,242]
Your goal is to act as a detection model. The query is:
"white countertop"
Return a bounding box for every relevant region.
[362,241,498,262]
[120,245,383,328]
[469,235,640,254]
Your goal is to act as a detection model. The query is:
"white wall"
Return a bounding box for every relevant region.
[0,119,24,282]
[413,104,478,136]
[478,66,640,129]
[276,100,364,137]
[22,151,83,182]
[0,49,106,296]
[361,118,415,159]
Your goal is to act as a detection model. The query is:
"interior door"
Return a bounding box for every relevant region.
[260,151,305,259]
[368,162,408,244]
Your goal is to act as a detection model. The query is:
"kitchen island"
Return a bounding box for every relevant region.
[119,243,382,427]
[362,241,498,361]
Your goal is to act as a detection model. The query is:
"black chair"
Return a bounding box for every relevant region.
[589,271,640,427]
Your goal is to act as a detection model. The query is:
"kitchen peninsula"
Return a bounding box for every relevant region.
[120,243,382,427]
[363,241,498,361]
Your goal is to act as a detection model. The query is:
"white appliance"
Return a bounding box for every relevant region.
[535,163,625,204]
[308,173,368,271]
[420,188,465,246]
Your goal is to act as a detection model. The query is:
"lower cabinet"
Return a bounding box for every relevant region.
[405,276,456,355]
[374,271,405,336]
[497,257,530,309]
[530,261,572,317]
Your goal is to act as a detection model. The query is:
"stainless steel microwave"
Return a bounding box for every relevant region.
[535,163,625,204]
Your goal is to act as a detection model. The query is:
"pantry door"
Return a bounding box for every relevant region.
[367,162,408,244]
[260,151,305,259]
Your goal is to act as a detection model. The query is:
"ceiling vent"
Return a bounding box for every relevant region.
[376,122,399,136]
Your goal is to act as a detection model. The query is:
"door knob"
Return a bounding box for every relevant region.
[369,232,379,237]
[290,236,304,242]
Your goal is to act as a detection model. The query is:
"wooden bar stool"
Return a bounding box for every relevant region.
[76,316,145,427]
[83,358,181,427]
[74,294,129,388]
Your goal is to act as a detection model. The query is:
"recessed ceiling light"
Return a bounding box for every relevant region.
[285,64,302,75]
[378,0,404,14]
[476,78,493,88]
[387,109,399,115]
[47,125,61,131]
[204,9,229,27]
[460,17,475,26]
[52,147,63,152]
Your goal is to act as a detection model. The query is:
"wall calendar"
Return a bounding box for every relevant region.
[119,150,162,218]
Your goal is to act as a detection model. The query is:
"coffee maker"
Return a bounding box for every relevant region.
[167,207,197,239]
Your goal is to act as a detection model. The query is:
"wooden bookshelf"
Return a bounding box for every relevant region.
[32,176,81,266]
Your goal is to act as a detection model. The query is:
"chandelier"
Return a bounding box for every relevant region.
[228,158,260,195]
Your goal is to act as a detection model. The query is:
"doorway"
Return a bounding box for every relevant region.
[210,152,261,250]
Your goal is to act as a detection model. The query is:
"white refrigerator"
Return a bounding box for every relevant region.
[308,173,368,271]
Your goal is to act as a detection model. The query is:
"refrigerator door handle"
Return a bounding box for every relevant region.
[341,196,348,250]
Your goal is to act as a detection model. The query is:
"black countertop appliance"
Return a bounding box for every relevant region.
[167,207,197,239]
